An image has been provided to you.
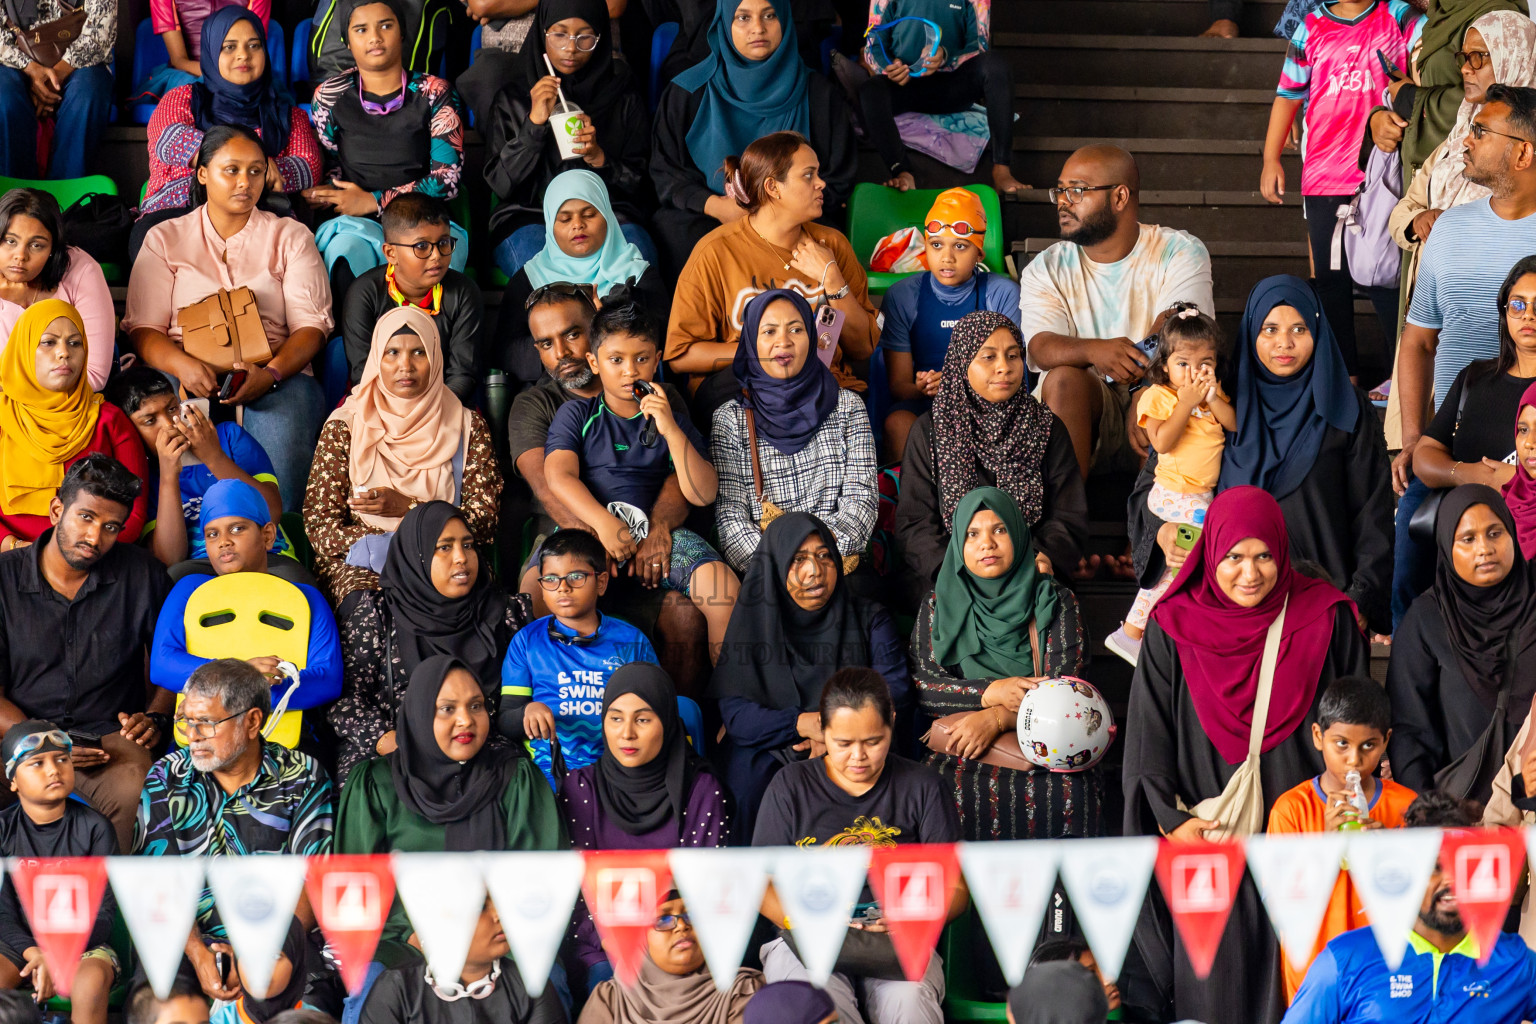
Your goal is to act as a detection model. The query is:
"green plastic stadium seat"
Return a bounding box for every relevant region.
[844,182,1005,298]
[939,906,1008,1022]
[0,175,124,282]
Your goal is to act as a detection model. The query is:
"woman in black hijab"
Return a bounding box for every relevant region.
[709,512,908,831]
[561,662,730,989]
[1388,484,1536,804]
[330,501,532,784]
[337,655,564,964]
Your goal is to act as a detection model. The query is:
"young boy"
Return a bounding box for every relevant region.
[126,980,209,1024]
[0,722,119,1024]
[150,479,342,714]
[880,187,1020,459]
[1029,940,1122,1016]
[1260,0,1421,374]
[544,302,740,655]
[1268,676,1418,1003]
[342,193,482,402]
[500,528,658,787]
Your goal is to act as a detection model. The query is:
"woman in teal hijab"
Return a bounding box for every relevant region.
[912,486,1105,840]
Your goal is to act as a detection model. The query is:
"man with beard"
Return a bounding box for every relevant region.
[0,454,171,852]
[1017,145,1213,482]
[1283,790,1536,1022]
[134,659,331,1003]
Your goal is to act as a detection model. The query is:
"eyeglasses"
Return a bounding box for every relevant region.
[1456,48,1493,70]
[396,237,457,258]
[538,571,593,591]
[4,730,71,778]
[925,219,982,237]
[1509,298,1536,317]
[654,912,692,932]
[524,281,596,312]
[1469,121,1530,146]
[173,710,246,739]
[545,28,600,51]
[1047,184,1119,205]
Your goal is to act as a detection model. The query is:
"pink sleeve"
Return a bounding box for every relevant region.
[59,249,116,391]
[246,0,271,29]
[150,0,179,37]
[120,227,178,338]
[277,223,335,341]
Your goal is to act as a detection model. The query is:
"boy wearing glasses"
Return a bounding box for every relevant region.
[500,528,658,788]
[0,722,119,1022]
[341,194,483,402]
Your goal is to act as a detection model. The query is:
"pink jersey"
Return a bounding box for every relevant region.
[150,0,270,58]
[1277,0,1421,195]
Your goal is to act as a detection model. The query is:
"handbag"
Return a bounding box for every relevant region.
[178,287,273,372]
[1174,597,1289,841]
[1407,375,1470,545]
[777,927,906,982]
[1434,634,1519,804]
[744,403,860,573]
[60,192,133,267]
[922,620,1042,773]
[3,0,84,67]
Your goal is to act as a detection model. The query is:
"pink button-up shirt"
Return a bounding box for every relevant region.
[0,247,116,390]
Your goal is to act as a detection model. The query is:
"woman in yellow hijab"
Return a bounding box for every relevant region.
[0,298,149,550]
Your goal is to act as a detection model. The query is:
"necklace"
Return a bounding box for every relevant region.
[747,216,799,272]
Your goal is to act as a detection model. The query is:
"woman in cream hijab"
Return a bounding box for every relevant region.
[302,305,502,608]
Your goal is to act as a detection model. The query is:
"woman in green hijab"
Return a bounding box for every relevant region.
[911,486,1105,840]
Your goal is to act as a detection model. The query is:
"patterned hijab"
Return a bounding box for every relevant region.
[1503,380,1536,556]
[930,310,1054,529]
[1425,11,1536,210]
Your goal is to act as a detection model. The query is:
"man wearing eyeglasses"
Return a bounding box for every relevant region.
[341,193,482,402]
[1018,145,1214,483]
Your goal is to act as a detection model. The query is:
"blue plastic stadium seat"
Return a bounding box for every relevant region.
[322,335,350,409]
[677,696,705,754]
[649,21,678,111]
[291,18,313,95]
[130,18,170,124]
[267,19,288,92]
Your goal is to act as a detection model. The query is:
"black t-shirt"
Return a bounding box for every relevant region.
[1424,359,1535,464]
[753,755,962,850]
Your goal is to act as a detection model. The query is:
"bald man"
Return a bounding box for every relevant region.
[1018,146,1214,481]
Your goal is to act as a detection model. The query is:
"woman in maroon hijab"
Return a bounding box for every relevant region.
[1120,484,1367,1024]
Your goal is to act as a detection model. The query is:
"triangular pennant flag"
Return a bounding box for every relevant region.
[106,857,205,998]
[481,851,585,997]
[391,853,486,986]
[866,844,961,982]
[306,856,396,994]
[1346,827,1443,970]
[1154,841,1245,979]
[770,846,870,985]
[1244,832,1345,971]
[11,857,103,997]
[1441,827,1525,965]
[668,848,773,992]
[581,850,673,988]
[957,841,1061,986]
[1056,836,1158,982]
[208,855,308,999]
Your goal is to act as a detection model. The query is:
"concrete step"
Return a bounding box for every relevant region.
[996,33,1286,90]
[1015,84,1274,140]
[993,0,1288,37]
[1004,188,1304,242]
[1013,137,1298,193]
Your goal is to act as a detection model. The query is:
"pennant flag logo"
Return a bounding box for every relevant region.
[1244,833,1344,971]
[11,858,105,996]
[958,841,1061,986]
[481,851,585,997]
[208,855,308,1000]
[1346,828,1442,970]
[106,857,205,999]
[1057,836,1158,982]
[582,850,673,988]
[306,856,396,994]
[867,844,960,982]
[1154,842,1245,978]
[391,853,487,987]
[1441,827,1525,965]
[668,848,772,992]
[770,846,870,986]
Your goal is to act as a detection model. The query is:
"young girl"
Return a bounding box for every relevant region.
[1107,304,1236,665]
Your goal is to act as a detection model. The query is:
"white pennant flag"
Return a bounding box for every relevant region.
[770,846,870,985]
[1346,827,1442,970]
[958,841,1061,986]
[1057,837,1158,982]
[107,857,205,999]
[207,855,308,999]
[669,848,774,992]
[1245,833,1345,971]
[392,853,487,985]
[480,852,584,997]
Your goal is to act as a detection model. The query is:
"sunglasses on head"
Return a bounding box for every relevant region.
[524,281,597,312]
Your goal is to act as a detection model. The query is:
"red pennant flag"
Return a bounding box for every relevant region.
[581,850,673,988]
[866,844,961,982]
[11,857,108,996]
[1442,827,1525,965]
[306,855,396,993]
[1154,841,1245,979]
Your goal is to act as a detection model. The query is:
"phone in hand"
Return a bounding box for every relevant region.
[1376,48,1402,79]
[1175,524,1202,551]
[630,379,660,448]
[214,951,231,986]
[66,730,101,749]
[218,370,248,402]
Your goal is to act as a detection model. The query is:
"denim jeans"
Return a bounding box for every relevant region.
[0,62,113,178]
[1392,475,1434,632]
[242,372,327,514]
[493,221,661,281]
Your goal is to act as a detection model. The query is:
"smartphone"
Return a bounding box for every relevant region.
[630,379,660,448]
[1376,48,1402,78]
[178,399,210,467]
[1174,524,1202,551]
[218,370,248,401]
[815,304,844,367]
[66,730,101,749]
[214,951,231,986]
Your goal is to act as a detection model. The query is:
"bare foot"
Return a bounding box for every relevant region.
[885,171,916,192]
[1199,18,1238,37]
[1073,553,1103,581]
[991,165,1029,195]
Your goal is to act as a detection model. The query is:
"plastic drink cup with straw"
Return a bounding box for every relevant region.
[544,53,587,161]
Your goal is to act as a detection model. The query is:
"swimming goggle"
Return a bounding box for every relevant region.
[925,219,983,237]
[864,17,942,77]
[5,730,71,779]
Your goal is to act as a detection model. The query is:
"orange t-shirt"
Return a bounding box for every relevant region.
[1267,775,1419,1003]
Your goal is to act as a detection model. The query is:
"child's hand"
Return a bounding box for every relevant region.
[155,426,189,470]
[176,401,220,460]
[596,514,638,562]
[637,390,677,437]
[21,947,52,1003]
[1321,789,1363,831]
[1260,159,1285,204]
[1176,379,1206,406]
[522,701,556,740]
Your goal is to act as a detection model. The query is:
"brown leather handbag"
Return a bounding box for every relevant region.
[5,0,86,67]
[922,620,1042,772]
[178,287,272,372]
